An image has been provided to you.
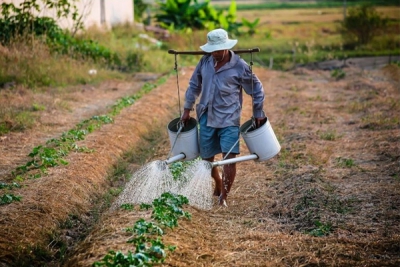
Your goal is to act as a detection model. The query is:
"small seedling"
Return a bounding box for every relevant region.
[307,220,333,236]
[0,182,21,190]
[120,203,134,211]
[336,157,355,168]
[331,69,346,80]
[0,194,22,205]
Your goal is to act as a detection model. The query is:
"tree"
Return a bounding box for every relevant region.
[340,4,387,45]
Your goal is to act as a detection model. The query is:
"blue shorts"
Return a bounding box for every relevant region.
[199,112,240,159]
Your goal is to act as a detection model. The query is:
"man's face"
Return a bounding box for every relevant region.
[211,49,227,62]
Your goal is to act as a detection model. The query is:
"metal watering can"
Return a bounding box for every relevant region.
[165,116,281,168]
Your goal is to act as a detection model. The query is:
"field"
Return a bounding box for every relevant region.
[0,4,400,267]
[162,5,400,71]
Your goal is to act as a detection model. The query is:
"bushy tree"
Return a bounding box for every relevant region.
[340,4,387,45]
[154,0,241,34]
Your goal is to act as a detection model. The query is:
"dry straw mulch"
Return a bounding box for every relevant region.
[0,71,185,265]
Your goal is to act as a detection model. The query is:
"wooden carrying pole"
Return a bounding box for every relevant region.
[168,48,260,55]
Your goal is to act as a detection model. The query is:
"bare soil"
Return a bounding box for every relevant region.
[0,64,399,267]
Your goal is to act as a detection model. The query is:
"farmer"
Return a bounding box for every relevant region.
[180,28,266,207]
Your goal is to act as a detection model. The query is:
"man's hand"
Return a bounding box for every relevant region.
[181,109,191,126]
[254,117,267,128]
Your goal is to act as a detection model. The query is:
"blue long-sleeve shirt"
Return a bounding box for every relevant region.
[184,51,265,128]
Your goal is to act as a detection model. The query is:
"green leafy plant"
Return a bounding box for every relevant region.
[0,182,21,190]
[241,17,260,36]
[120,203,134,211]
[151,192,191,228]
[307,220,333,236]
[94,193,190,267]
[168,161,190,180]
[45,28,124,70]
[154,0,242,34]
[0,193,22,205]
[0,182,22,205]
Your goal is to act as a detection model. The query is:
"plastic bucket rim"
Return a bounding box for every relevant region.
[168,117,197,133]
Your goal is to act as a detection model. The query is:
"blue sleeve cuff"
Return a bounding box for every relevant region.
[253,109,265,118]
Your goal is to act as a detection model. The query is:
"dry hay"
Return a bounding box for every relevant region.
[382,63,400,83]
[65,67,399,266]
[0,69,191,265]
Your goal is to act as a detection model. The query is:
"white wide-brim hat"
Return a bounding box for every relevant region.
[200,28,237,53]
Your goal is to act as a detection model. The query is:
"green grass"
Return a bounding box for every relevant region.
[215,0,400,11]
[319,129,340,141]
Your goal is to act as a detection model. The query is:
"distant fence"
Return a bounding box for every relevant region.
[247,53,400,71]
[295,56,400,70]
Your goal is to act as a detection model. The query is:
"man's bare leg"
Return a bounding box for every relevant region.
[203,156,222,197]
[219,153,237,206]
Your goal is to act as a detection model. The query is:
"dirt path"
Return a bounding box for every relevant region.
[0,65,399,266]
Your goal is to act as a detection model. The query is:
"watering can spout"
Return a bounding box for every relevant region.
[164,153,186,165]
[211,154,259,168]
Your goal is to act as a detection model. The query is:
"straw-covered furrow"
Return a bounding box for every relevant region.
[66,67,399,267]
[0,70,190,266]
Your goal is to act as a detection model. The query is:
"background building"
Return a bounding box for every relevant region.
[0,0,134,29]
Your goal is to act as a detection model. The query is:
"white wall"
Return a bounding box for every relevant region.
[84,0,134,28]
[0,0,134,30]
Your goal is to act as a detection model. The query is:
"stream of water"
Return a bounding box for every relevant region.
[113,159,214,210]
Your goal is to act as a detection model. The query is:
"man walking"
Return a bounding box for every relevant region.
[181,28,266,206]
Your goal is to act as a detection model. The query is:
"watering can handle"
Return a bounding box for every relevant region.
[177,120,184,131]
[251,112,267,129]
[167,120,185,159]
